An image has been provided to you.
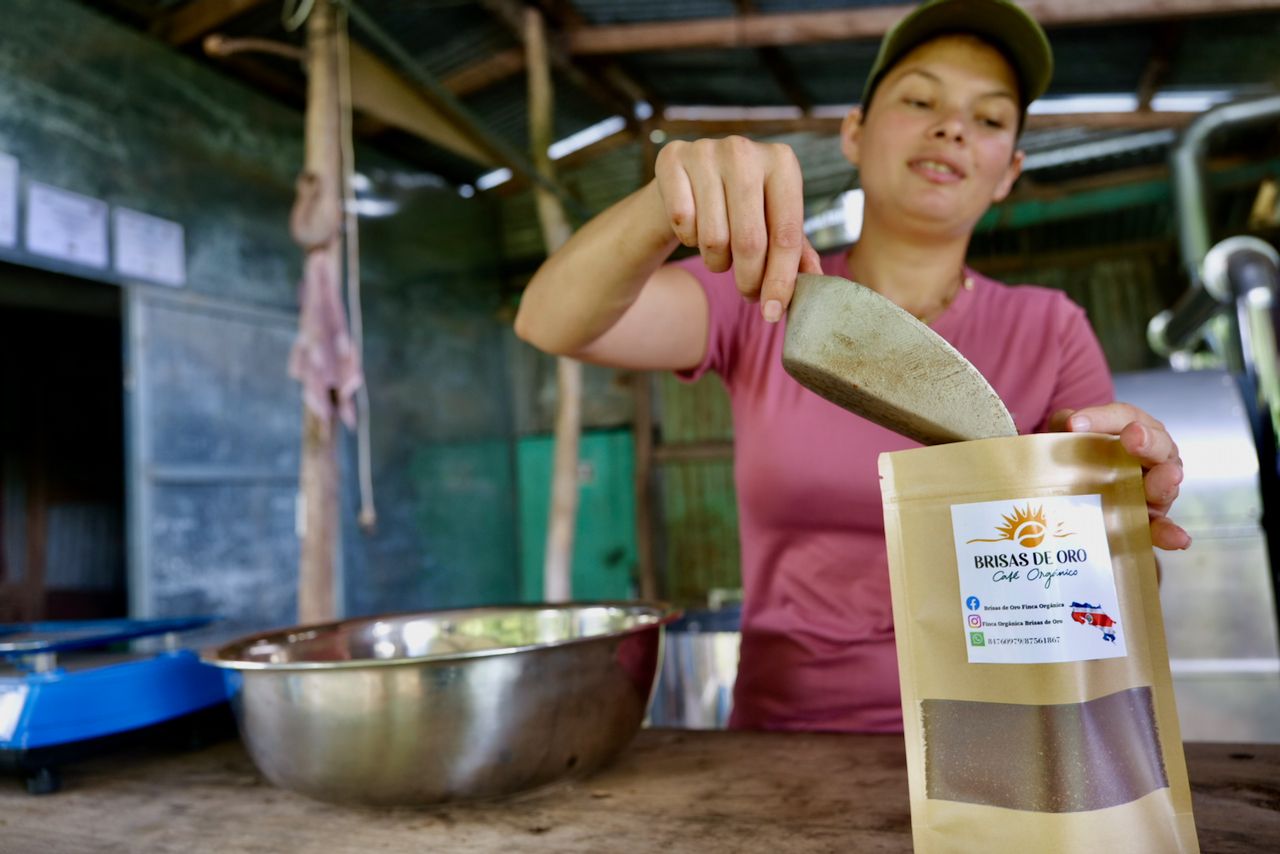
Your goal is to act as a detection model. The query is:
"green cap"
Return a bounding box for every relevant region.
[860,0,1053,113]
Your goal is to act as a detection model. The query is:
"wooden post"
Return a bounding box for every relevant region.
[297,0,341,623]
[526,7,578,604]
[634,120,660,602]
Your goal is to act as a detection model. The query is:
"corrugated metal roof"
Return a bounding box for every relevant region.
[771,41,880,104]
[626,49,791,106]
[354,0,519,80]
[1169,13,1280,88]
[463,74,617,153]
[1048,25,1153,96]
[80,0,1280,258]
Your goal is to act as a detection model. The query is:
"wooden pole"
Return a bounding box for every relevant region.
[526,6,579,604]
[297,0,341,624]
[634,121,660,602]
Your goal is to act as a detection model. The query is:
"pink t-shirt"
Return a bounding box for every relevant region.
[676,250,1114,733]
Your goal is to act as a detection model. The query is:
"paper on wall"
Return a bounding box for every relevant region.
[25,181,109,268]
[0,152,17,248]
[113,206,186,287]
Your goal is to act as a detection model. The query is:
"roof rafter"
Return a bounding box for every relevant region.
[566,0,1280,55]
[651,109,1197,139]
[442,47,526,97]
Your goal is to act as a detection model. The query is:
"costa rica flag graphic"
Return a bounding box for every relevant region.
[1070,602,1118,643]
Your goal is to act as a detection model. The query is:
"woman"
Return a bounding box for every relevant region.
[515,0,1188,732]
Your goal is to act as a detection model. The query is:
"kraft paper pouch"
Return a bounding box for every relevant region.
[879,433,1197,854]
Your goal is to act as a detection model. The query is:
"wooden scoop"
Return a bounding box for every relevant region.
[782,273,1016,445]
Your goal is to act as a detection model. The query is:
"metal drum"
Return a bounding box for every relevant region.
[648,606,741,729]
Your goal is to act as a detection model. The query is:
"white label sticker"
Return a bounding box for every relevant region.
[113,206,186,287]
[25,182,109,268]
[0,684,29,742]
[951,494,1127,664]
[0,151,17,248]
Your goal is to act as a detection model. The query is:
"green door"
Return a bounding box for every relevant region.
[517,428,637,601]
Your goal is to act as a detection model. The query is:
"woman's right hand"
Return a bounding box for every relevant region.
[654,136,823,322]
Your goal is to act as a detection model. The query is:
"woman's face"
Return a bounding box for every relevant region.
[843,34,1025,238]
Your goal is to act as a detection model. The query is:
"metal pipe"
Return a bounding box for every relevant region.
[1211,237,1280,439]
[338,0,589,219]
[1150,94,1280,355]
[1174,95,1280,279]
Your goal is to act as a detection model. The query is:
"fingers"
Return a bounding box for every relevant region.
[1143,460,1183,517]
[690,148,732,274]
[1150,515,1192,551]
[1063,403,1180,469]
[654,143,698,248]
[800,237,823,274]
[1065,401,1157,442]
[653,138,807,318]
[757,144,807,322]
[1055,401,1191,550]
[1118,420,1180,471]
[723,142,769,303]
[1046,408,1075,433]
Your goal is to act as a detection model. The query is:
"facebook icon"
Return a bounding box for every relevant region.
[965,596,981,611]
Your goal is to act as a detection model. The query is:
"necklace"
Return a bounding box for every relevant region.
[842,247,972,323]
[914,272,974,324]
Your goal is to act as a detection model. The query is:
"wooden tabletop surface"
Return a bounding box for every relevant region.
[2,729,1277,853]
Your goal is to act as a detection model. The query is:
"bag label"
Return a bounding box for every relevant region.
[950,494,1127,664]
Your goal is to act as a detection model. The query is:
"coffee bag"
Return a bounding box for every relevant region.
[879,433,1197,853]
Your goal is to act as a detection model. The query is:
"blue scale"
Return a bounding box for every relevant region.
[0,617,234,794]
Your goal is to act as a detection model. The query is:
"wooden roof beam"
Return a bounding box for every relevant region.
[345,41,499,166]
[443,1,665,111]
[509,108,1199,180]
[566,0,1280,55]
[154,0,271,47]
[442,48,527,97]
[651,109,1198,138]
[1026,111,1197,131]
[199,27,499,166]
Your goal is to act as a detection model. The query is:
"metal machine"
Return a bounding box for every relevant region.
[1114,369,1280,742]
[1143,95,1280,742]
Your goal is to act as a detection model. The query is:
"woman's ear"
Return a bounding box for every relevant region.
[991,148,1025,203]
[840,106,864,167]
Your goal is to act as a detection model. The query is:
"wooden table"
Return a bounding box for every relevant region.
[2,730,1276,853]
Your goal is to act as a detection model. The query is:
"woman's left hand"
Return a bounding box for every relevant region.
[1051,403,1192,551]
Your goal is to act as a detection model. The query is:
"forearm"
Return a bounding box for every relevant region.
[514,180,679,356]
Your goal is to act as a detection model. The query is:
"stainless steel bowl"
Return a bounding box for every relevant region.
[204,602,678,805]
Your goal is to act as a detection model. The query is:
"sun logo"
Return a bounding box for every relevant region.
[966,504,1075,548]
